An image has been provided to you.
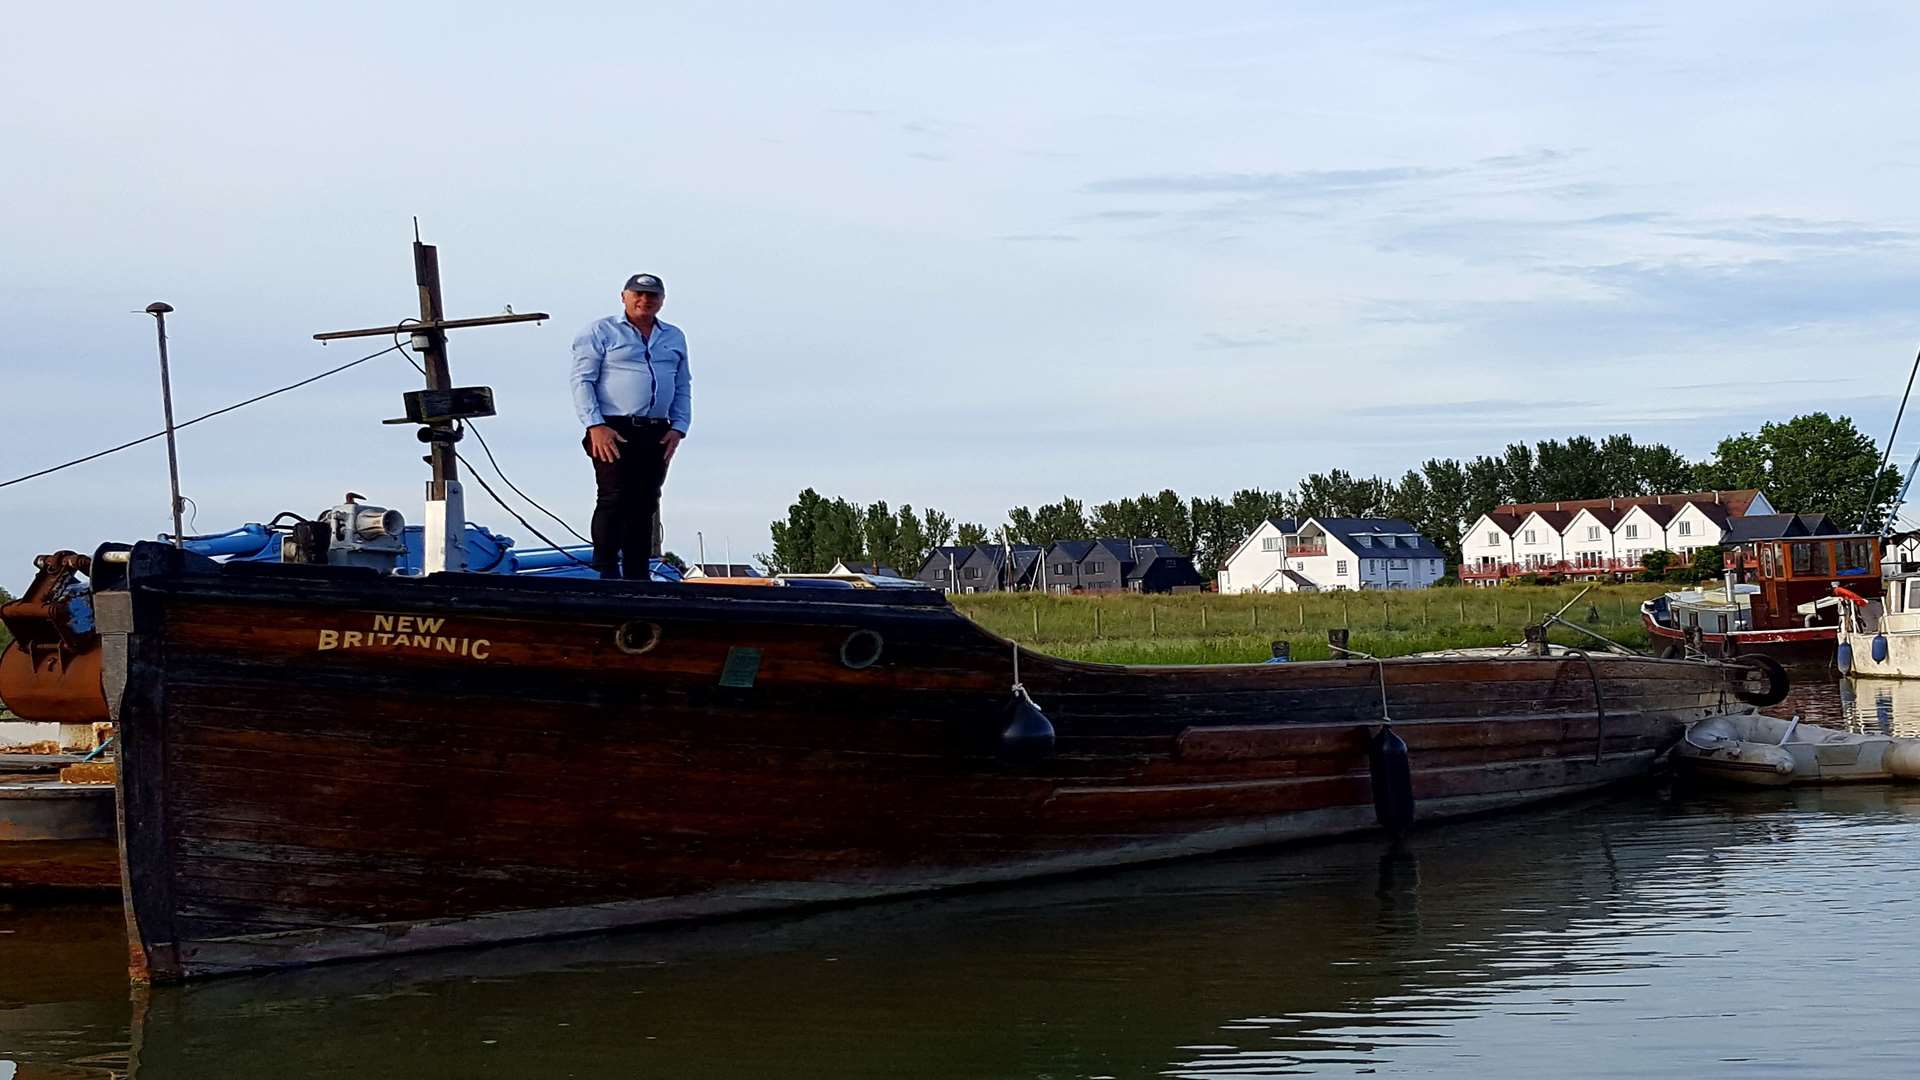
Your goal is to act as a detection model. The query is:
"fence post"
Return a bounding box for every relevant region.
[1459,600,1466,624]
[1150,607,1157,636]
[1384,595,1391,629]
[1298,603,1305,629]
[1033,605,1040,637]
[1423,598,1429,628]
[1201,605,1208,631]
[1495,598,1501,625]
[1251,605,1258,630]
[1344,600,1351,628]
[1094,606,1101,638]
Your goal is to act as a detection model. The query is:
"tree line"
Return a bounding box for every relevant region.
[759,413,1900,578]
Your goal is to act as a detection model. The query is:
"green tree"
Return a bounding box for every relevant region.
[921,507,954,549]
[763,487,827,573]
[1188,495,1242,578]
[895,505,931,573]
[1499,443,1538,504]
[1692,546,1724,576]
[1633,442,1695,495]
[1694,412,1901,528]
[811,496,865,569]
[956,522,990,546]
[863,501,903,571]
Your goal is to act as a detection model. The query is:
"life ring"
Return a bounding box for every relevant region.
[1729,653,1790,707]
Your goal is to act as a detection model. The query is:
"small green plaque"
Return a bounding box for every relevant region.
[718,646,762,688]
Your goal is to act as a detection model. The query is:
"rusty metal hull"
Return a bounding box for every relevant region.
[101,543,1763,983]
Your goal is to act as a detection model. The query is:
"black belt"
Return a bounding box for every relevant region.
[605,415,671,426]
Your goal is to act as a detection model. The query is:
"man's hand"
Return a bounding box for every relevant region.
[587,424,626,462]
[661,429,685,465]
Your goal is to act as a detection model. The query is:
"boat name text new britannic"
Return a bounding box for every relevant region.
[316,613,492,659]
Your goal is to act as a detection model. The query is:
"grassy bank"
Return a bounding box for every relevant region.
[951,583,1668,665]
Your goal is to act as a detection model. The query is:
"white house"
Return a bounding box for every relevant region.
[1218,517,1446,593]
[1666,502,1732,561]
[1564,507,1625,570]
[1215,517,1302,595]
[1512,510,1573,570]
[1460,511,1524,578]
[1613,504,1676,565]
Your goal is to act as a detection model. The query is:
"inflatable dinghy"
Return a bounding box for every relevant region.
[1674,713,1920,786]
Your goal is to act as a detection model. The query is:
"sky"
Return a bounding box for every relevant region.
[6,1,1920,587]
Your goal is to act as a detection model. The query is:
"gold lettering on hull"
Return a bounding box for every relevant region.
[316,614,491,660]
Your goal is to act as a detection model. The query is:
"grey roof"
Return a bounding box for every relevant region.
[1048,540,1098,562]
[1724,513,1841,542]
[693,563,761,577]
[1282,569,1318,589]
[835,560,900,576]
[1125,553,1203,584]
[1313,518,1446,561]
[917,545,975,575]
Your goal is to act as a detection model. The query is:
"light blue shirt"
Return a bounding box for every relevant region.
[569,314,692,434]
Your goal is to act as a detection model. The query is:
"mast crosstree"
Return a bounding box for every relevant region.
[313,233,548,573]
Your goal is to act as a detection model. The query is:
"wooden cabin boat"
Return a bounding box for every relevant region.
[1641,533,1882,665]
[0,538,1778,982]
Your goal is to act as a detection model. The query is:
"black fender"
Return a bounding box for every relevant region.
[1729,653,1790,707]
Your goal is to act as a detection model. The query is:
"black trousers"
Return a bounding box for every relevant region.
[584,416,672,580]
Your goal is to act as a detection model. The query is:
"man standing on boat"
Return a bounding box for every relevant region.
[570,273,691,580]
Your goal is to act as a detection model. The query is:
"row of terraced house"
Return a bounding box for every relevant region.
[908,539,1208,594]
[1457,489,1797,584]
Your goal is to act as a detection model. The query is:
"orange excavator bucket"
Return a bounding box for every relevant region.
[0,552,109,725]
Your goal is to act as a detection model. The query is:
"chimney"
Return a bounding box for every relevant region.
[1609,497,1616,510]
[1715,490,1722,504]
[1555,501,1562,511]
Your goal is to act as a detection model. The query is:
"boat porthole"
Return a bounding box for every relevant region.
[840,629,884,670]
[615,620,662,655]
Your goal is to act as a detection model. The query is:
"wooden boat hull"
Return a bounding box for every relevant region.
[1641,615,1837,667]
[98,543,1773,982]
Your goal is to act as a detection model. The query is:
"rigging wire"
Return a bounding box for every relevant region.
[0,341,407,491]
[393,323,591,544]
[1862,343,1920,530]
[389,328,596,568]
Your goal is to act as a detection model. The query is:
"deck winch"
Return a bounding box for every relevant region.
[284,494,408,572]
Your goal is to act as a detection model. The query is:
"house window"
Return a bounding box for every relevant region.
[1357,535,1373,548]
[1053,562,1070,575]
[1261,537,1281,552]
[935,569,948,580]
[1487,531,1499,546]
[1336,559,1349,575]
[1587,527,1600,541]
[1523,529,1537,544]
[1390,559,1408,570]
[1293,561,1304,571]
[1086,561,1106,574]
[963,567,981,580]
[1624,524,1639,539]
[1678,521,1693,537]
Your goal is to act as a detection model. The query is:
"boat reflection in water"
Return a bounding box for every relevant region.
[12,765,1920,1079]
[1781,674,1920,736]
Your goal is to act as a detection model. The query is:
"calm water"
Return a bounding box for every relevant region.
[10,678,1920,1078]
